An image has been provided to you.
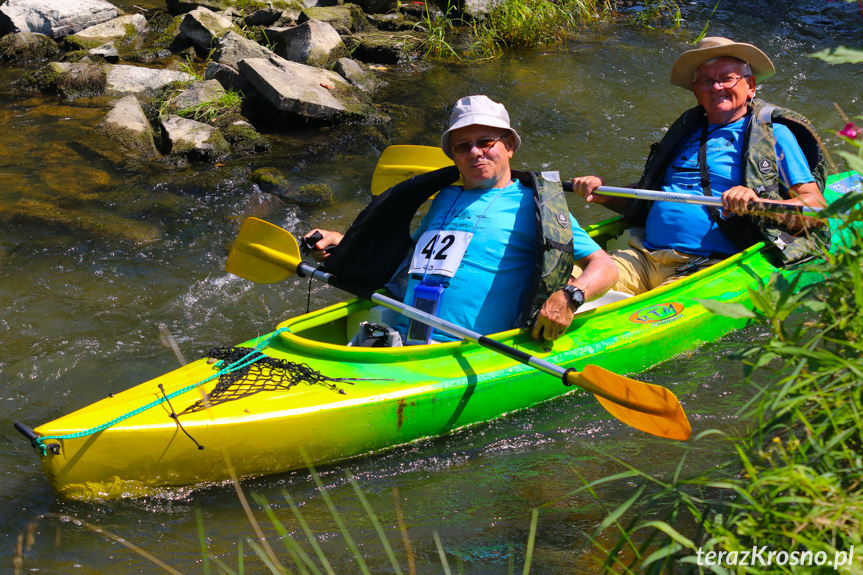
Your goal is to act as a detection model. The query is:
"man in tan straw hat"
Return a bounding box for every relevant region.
[306,95,617,344]
[572,37,828,296]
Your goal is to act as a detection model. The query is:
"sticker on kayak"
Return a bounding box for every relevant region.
[826,172,863,196]
[630,302,685,324]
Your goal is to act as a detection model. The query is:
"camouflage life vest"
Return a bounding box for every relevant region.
[624,98,829,265]
[322,166,574,327]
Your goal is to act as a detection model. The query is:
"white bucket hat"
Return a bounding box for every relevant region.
[670,37,775,90]
[440,95,521,159]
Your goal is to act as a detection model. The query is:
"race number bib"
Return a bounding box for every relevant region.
[409,230,473,277]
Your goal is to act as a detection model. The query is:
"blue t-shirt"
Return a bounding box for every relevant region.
[643,119,814,256]
[402,179,600,341]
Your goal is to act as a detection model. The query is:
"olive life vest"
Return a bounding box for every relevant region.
[321,166,575,329]
[623,98,829,265]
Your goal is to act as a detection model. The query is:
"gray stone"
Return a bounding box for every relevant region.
[106,65,195,94]
[237,56,364,121]
[204,61,251,91]
[98,94,158,156]
[89,41,119,63]
[178,6,235,51]
[215,30,277,69]
[72,14,148,43]
[244,8,284,27]
[266,19,345,67]
[160,114,229,161]
[169,79,225,111]
[333,57,375,92]
[0,0,118,38]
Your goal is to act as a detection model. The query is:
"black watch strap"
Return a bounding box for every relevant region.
[563,285,585,311]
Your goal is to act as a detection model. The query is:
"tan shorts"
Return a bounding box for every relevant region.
[610,233,725,296]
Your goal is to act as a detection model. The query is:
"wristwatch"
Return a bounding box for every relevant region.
[562,285,585,312]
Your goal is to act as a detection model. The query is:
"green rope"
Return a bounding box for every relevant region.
[34,328,290,456]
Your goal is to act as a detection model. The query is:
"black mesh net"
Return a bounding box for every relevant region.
[178,346,366,415]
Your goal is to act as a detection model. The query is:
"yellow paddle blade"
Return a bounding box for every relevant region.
[371,145,458,195]
[571,365,691,440]
[225,217,302,284]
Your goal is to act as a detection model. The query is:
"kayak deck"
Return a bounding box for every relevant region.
[24,171,863,499]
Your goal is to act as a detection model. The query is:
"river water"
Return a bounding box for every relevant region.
[2,1,862,573]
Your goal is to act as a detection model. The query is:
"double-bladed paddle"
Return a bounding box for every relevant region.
[372,145,828,216]
[225,217,691,441]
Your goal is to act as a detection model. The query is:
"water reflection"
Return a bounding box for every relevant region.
[2,2,862,572]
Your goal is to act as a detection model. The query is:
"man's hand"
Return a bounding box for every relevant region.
[571,175,607,204]
[721,186,761,217]
[303,229,343,263]
[531,289,574,341]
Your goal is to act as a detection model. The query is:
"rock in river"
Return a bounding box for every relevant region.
[0,0,118,38]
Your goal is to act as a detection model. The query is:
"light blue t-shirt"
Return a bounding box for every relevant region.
[402,179,600,341]
[643,119,814,256]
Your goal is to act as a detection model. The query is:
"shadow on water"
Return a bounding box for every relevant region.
[1,0,862,572]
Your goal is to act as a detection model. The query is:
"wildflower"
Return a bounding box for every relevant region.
[838,122,861,139]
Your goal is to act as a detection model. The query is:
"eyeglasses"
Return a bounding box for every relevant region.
[451,135,506,155]
[693,75,749,92]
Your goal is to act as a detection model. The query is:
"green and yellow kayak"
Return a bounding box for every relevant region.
[17,171,862,500]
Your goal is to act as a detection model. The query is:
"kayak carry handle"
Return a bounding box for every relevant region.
[14,421,60,455]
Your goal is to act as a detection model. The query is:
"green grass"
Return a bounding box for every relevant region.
[417,0,611,61]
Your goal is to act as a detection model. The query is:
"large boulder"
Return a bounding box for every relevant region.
[266,19,345,68]
[160,114,229,162]
[237,56,369,122]
[106,65,195,94]
[97,95,158,157]
[0,0,118,39]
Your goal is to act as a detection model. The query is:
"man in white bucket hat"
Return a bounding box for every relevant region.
[307,95,617,343]
[572,37,828,296]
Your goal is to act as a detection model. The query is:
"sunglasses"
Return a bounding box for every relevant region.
[451,135,507,155]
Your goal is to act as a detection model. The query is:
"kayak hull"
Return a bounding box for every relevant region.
[27,171,863,499]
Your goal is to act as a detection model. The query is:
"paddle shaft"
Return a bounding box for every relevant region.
[296,262,586,392]
[562,182,825,216]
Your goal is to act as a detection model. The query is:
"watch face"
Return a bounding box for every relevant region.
[565,285,585,306]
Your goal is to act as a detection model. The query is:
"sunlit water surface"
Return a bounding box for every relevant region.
[1,1,861,572]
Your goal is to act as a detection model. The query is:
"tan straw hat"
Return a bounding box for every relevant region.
[440,95,521,159]
[669,36,775,89]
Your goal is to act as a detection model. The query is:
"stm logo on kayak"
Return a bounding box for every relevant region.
[630,302,685,324]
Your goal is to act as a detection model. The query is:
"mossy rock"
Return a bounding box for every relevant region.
[300,5,370,33]
[251,168,333,205]
[24,61,108,99]
[0,33,59,63]
[345,30,427,64]
[222,121,271,155]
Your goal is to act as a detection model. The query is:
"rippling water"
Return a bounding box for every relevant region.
[1,1,861,572]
